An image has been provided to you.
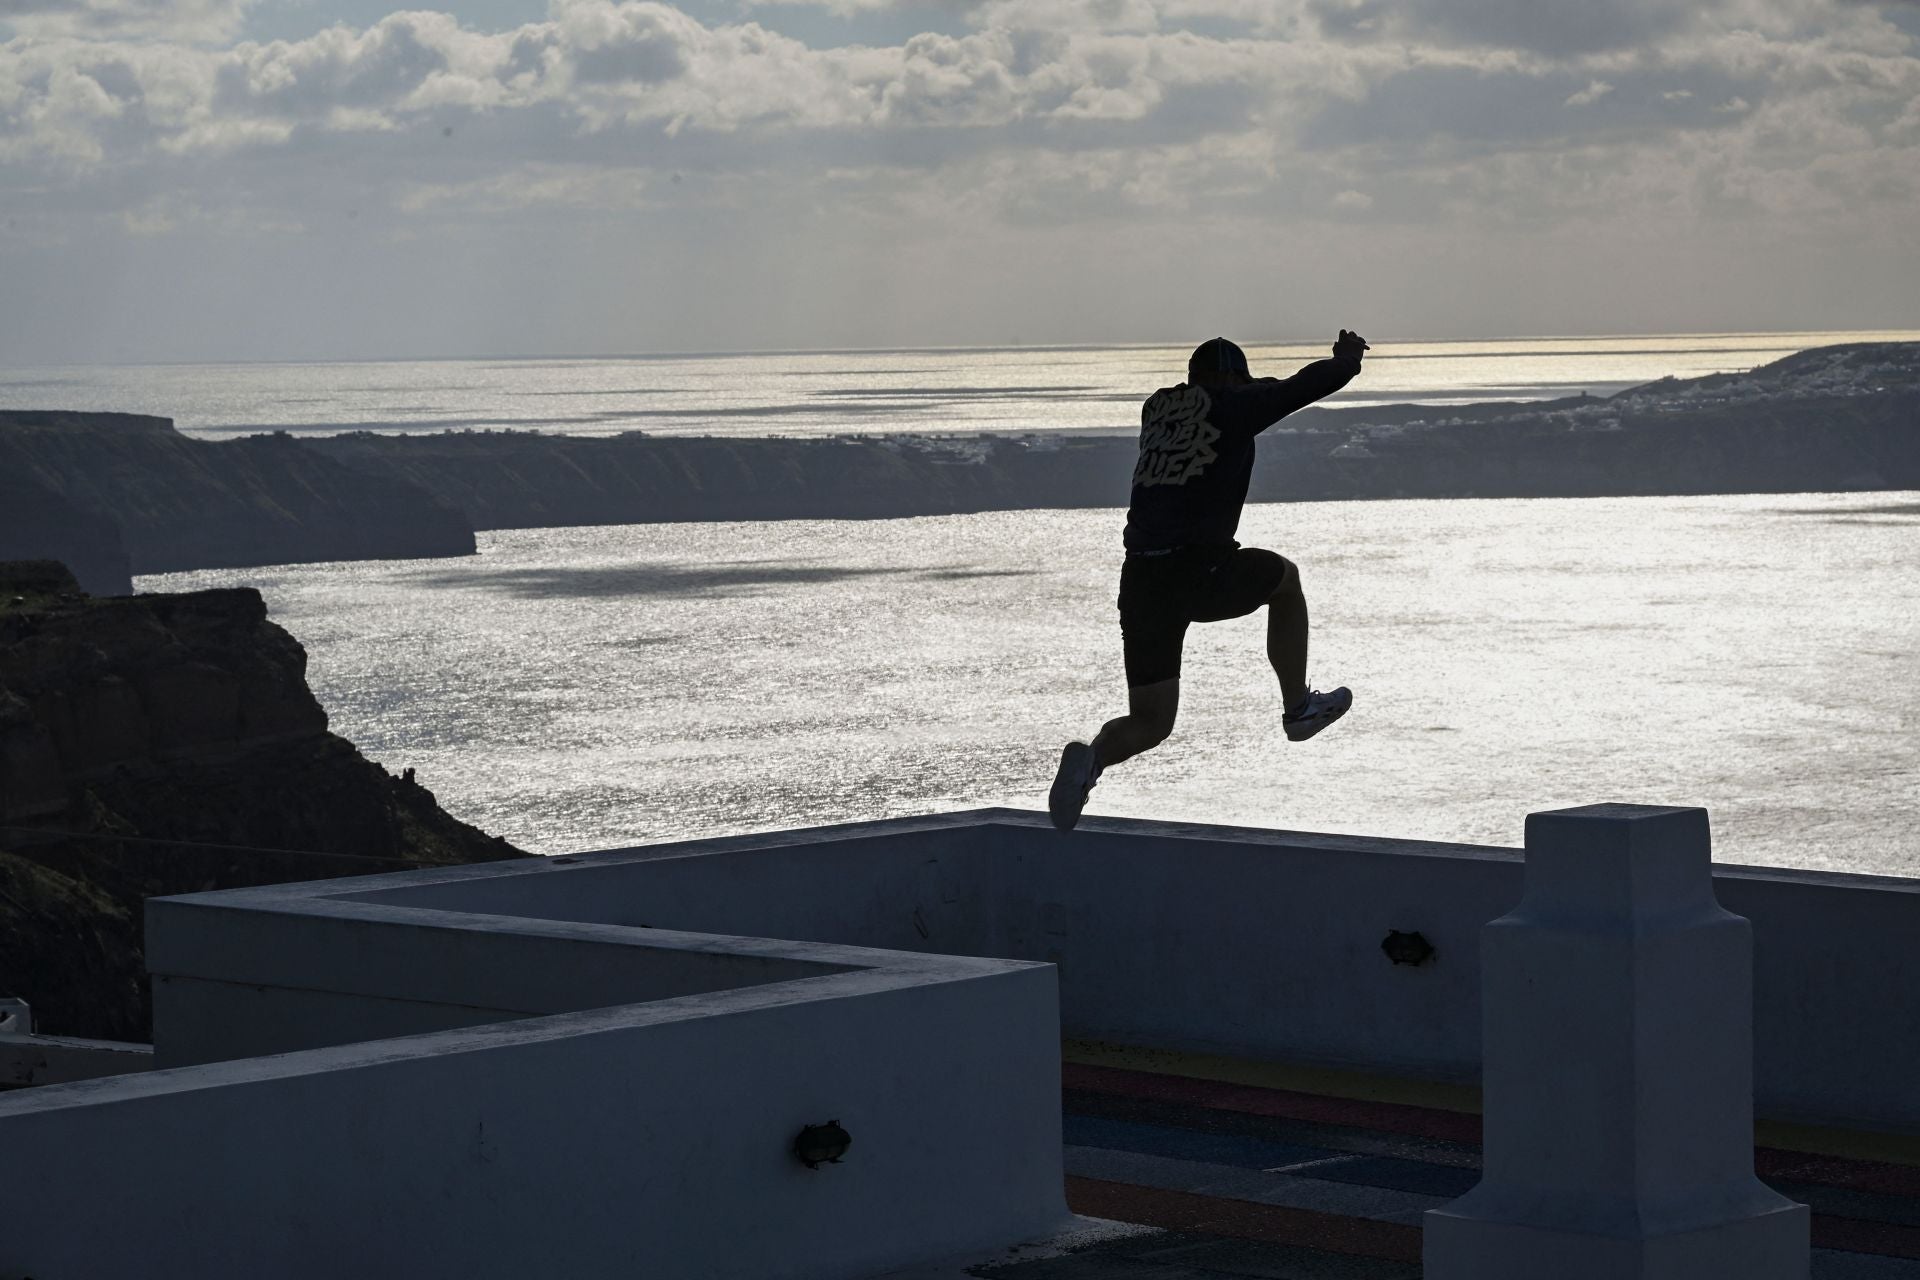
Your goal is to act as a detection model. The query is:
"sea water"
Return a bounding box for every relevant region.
[143,492,1920,875]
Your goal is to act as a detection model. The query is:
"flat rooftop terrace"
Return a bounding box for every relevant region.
[10,807,1920,1279]
[939,1043,1920,1280]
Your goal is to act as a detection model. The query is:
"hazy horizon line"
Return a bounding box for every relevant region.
[6,327,1917,374]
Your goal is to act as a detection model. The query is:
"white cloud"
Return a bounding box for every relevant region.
[0,0,255,42]
[969,0,1161,32]
[742,0,904,12]
[0,0,1916,360]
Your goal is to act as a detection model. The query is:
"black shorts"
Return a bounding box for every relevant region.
[1118,545,1291,687]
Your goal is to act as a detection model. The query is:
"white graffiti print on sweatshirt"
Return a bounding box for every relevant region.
[1133,386,1219,487]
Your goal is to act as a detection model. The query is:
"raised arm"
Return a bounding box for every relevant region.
[1245,330,1369,432]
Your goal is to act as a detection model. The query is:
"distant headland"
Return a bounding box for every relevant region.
[0,410,472,594]
[4,341,1916,591]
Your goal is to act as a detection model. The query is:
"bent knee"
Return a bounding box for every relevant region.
[1269,556,1301,601]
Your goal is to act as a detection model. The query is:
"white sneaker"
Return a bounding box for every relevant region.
[1283,687,1353,742]
[1048,741,1101,831]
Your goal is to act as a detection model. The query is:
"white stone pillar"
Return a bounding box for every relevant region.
[1424,804,1808,1280]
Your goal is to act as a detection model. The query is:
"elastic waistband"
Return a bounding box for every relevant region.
[1128,543,1235,559]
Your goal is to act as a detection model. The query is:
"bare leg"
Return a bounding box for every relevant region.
[1266,558,1308,712]
[1092,678,1178,769]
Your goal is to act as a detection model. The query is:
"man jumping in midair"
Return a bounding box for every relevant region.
[1049,331,1369,831]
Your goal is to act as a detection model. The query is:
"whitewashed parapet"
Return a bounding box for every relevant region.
[1425,804,1808,1279]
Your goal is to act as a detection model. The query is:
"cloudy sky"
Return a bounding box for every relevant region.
[2,0,1916,363]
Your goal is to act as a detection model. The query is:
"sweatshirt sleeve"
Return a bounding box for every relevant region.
[1242,354,1362,434]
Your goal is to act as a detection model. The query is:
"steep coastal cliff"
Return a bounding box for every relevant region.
[308,430,1127,527]
[1259,341,1920,501]
[4,344,1915,587]
[0,467,133,596]
[0,562,527,1041]
[0,410,474,590]
[310,340,1920,526]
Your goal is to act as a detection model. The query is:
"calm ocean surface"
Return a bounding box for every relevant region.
[143,493,1920,875]
[12,329,1920,439]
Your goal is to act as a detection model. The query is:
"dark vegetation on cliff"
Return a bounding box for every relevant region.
[0,410,473,594]
[0,562,527,1042]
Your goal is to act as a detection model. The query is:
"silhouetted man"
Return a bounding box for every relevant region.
[1049,331,1369,831]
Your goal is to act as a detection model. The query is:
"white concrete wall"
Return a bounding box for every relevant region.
[1714,868,1920,1131]
[315,814,1520,1082]
[148,896,859,1067]
[330,809,1920,1132]
[0,956,1067,1280]
[0,1033,151,1087]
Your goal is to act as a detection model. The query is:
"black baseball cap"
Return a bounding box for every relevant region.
[1189,336,1249,381]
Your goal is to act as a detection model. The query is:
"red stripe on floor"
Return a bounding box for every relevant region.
[1063,1061,1482,1145]
[1067,1063,1920,1204]
[1065,1175,1423,1263]
[1072,1169,1920,1267]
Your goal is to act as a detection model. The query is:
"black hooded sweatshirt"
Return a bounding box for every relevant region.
[1122,353,1361,553]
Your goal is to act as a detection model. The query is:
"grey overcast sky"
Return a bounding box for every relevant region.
[2,0,1916,363]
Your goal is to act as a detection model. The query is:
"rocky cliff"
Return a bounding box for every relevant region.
[308,341,1920,527]
[1256,341,1920,501]
[6,344,1917,586]
[0,468,134,596]
[0,410,475,589]
[0,562,527,1042]
[307,430,1128,527]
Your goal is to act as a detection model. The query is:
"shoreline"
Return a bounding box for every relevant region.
[5,341,1918,590]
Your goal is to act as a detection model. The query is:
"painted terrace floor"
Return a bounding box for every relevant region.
[972,1044,1920,1280]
